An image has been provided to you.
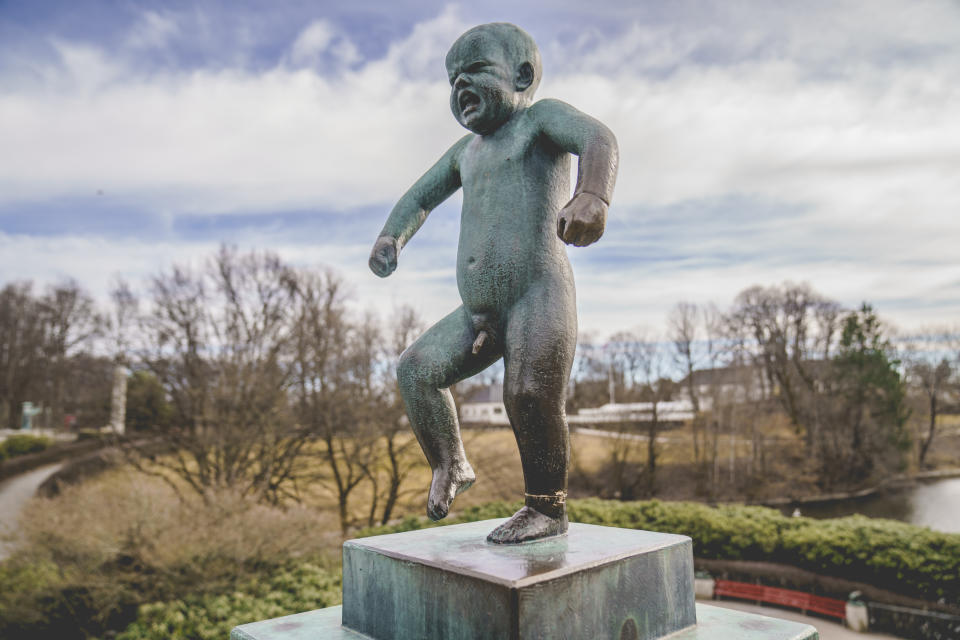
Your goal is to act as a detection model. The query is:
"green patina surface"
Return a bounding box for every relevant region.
[230,607,355,640]
[678,605,819,640]
[231,520,817,639]
[369,23,620,545]
[342,519,695,639]
[231,603,818,640]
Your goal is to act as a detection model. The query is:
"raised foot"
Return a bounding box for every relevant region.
[486,506,568,544]
[426,462,476,521]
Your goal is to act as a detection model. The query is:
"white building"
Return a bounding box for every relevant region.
[459,384,510,426]
[459,384,697,428]
[570,401,695,426]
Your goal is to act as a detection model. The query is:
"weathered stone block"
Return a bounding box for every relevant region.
[341,518,696,640]
[230,519,820,640]
[230,603,819,640]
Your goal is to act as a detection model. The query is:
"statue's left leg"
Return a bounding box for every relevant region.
[398,305,502,521]
[487,282,576,544]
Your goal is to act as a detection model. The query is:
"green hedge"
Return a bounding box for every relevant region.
[0,434,52,460]
[112,564,340,640]
[359,498,960,606]
[21,498,958,639]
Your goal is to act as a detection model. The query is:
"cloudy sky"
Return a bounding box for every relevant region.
[1,0,958,337]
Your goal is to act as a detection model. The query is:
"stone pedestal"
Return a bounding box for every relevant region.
[231,518,818,640]
[342,519,695,640]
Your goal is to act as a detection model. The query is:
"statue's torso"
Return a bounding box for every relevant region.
[456,108,574,314]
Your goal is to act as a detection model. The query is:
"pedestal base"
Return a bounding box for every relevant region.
[231,519,818,640]
[342,519,695,640]
[231,604,819,640]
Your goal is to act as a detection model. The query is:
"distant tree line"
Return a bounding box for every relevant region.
[3,252,958,518]
[0,281,109,430]
[0,248,425,534]
[570,282,959,496]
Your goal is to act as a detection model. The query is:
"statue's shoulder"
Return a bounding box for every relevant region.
[448,133,476,169]
[527,98,577,123]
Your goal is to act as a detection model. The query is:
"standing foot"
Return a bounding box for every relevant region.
[426,461,476,521]
[486,506,568,544]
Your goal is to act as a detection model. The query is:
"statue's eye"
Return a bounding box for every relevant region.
[466,61,488,73]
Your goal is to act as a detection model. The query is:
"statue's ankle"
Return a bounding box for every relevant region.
[524,490,567,520]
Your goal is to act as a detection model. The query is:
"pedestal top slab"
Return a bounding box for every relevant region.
[231,603,819,640]
[677,604,818,640]
[344,518,689,588]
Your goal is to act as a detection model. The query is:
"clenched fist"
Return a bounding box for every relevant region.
[557,192,607,247]
[369,235,399,278]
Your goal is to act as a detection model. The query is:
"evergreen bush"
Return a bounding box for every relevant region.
[0,434,52,460]
[360,498,960,605]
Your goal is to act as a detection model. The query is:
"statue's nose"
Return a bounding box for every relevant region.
[454,75,469,91]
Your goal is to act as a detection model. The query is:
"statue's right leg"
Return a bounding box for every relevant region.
[397,305,502,520]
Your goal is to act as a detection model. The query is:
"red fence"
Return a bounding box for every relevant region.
[714,579,847,620]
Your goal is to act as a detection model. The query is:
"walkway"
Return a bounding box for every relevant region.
[706,599,904,640]
[0,462,62,560]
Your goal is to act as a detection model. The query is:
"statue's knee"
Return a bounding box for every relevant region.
[505,380,565,419]
[504,385,542,416]
[396,348,421,391]
[398,347,438,393]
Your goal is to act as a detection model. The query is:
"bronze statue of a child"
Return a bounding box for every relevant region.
[369,23,618,544]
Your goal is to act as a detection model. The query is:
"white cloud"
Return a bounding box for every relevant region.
[124,10,180,51]
[0,10,471,214]
[2,2,960,333]
[291,21,335,62]
[288,20,361,68]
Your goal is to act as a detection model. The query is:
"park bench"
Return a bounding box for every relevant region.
[714,579,847,620]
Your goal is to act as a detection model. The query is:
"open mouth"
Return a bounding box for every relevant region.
[458,90,481,116]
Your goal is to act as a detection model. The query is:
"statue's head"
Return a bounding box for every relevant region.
[445,23,542,135]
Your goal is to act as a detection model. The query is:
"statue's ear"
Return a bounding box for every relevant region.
[515,62,534,91]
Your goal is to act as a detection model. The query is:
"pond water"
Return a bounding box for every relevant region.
[782,477,960,533]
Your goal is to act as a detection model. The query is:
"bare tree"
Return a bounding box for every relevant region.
[567,332,609,411]
[635,335,671,496]
[0,280,103,430]
[0,283,45,429]
[726,283,841,453]
[290,269,384,532]
[669,301,703,463]
[368,305,427,525]
[41,280,102,427]
[589,331,672,498]
[902,327,955,468]
[701,302,729,490]
[608,330,646,401]
[133,247,304,504]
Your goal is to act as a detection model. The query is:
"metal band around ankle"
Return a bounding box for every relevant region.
[525,490,566,506]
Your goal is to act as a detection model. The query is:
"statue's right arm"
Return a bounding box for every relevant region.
[369,135,472,278]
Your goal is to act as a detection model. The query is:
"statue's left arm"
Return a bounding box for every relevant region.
[533,99,619,247]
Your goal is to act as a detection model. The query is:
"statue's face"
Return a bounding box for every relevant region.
[446,33,522,135]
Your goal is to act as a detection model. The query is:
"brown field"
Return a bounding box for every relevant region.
[298,418,816,526]
[105,412,960,533]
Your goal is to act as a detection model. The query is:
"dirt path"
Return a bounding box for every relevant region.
[0,463,63,560]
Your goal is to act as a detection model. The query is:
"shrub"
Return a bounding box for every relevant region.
[360,498,960,606]
[6,477,959,639]
[0,434,52,460]
[115,564,341,640]
[0,469,340,640]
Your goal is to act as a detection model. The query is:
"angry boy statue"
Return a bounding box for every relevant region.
[369,23,618,544]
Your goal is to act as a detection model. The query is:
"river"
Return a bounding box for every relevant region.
[783,477,960,534]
